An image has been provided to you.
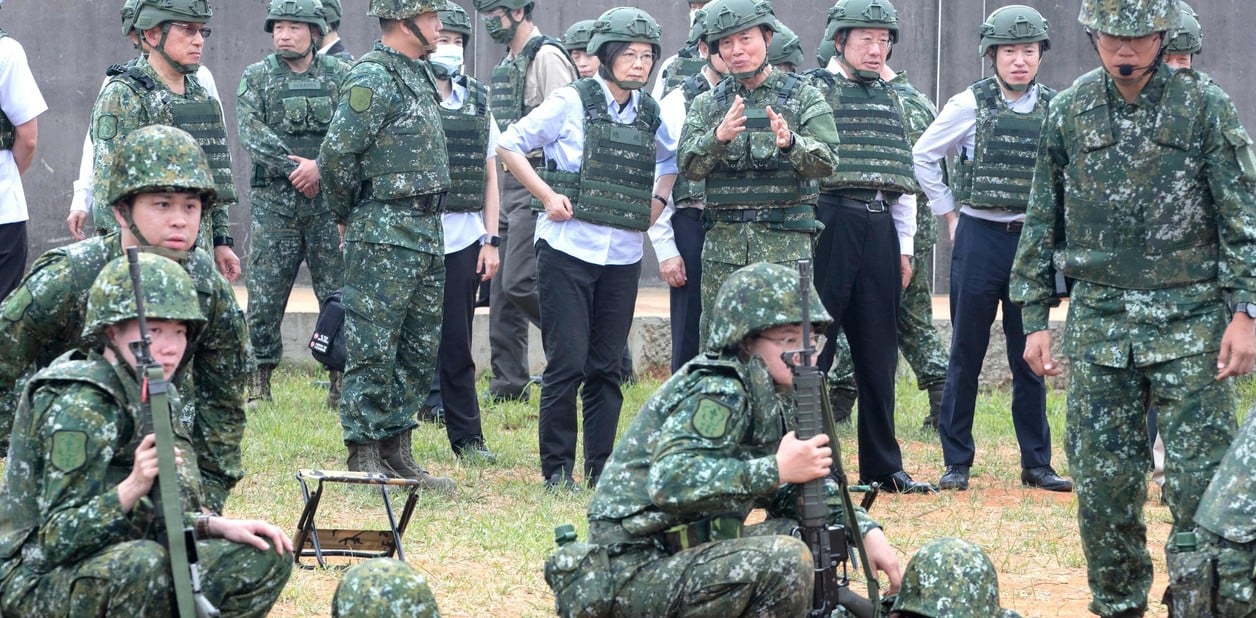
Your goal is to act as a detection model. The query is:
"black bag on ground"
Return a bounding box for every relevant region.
[309,289,347,371]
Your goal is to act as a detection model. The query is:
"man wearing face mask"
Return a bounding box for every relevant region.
[318,0,455,489]
[473,0,577,404]
[237,0,350,408]
[651,0,711,100]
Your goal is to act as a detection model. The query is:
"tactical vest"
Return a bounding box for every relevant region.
[670,73,711,205]
[354,50,451,202]
[0,28,13,150]
[531,79,659,231]
[1060,68,1219,288]
[251,54,342,185]
[439,75,492,213]
[490,35,572,131]
[808,70,917,195]
[660,47,706,99]
[952,78,1054,211]
[704,74,816,208]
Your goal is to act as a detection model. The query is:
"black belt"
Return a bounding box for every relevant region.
[821,193,889,214]
[362,189,445,212]
[965,213,1024,234]
[661,514,743,554]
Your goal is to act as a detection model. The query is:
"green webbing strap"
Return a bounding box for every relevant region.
[148,363,198,618]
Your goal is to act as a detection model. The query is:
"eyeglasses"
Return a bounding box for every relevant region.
[1093,31,1159,53]
[760,333,826,352]
[481,8,507,19]
[168,21,212,39]
[850,34,892,50]
[617,51,656,66]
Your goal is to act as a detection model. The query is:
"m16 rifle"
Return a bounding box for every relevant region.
[126,247,220,618]
[787,259,880,618]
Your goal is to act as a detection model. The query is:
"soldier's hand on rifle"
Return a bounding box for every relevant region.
[210,517,295,555]
[288,156,321,199]
[715,95,747,144]
[117,434,181,512]
[862,527,904,594]
[766,106,793,150]
[776,430,832,484]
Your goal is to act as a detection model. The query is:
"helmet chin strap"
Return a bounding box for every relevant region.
[148,24,201,75]
[404,18,437,56]
[992,62,1032,93]
[837,54,879,82]
[116,203,191,263]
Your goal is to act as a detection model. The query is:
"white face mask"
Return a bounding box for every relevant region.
[430,44,464,77]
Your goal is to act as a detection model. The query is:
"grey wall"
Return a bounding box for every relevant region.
[6,1,1252,293]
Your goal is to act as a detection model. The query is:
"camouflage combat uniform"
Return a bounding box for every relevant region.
[1009,63,1256,615]
[237,51,350,367]
[678,68,837,346]
[0,234,249,513]
[320,41,450,447]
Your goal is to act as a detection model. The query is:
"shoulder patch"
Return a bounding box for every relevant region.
[95,114,118,141]
[51,430,88,473]
[1,285,32,322]
[692,397,733,439]
[348,86,374,113]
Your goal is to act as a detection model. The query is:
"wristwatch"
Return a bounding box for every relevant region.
[1235,302,1256,319]
[212,235,234,248]
[482,235,501,247]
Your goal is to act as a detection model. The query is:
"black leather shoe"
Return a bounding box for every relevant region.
[870,470,938,494]
[454,440,497,464]
[939,465,970,491]
[544,472,582,493]
[1021,465,1073,492]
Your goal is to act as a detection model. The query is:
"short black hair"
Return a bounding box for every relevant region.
[595,40,662,83]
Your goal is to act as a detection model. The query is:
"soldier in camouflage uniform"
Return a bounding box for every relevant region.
[679,0,836,352]
[0,254,293,616]
[237,0,350,406]
[1009,0,1256,614]
[1164,3,1202,70]
[497,6,678,489]
[561,19,600,79]
[319,0,455,490]
[0,125,249,514]
[578,263,902,615]
[90,0,242,283]
[765,19,802,74]
[889,537,1021,618]
[913,5,1070,494]
[332,558,440,617]
[650,0,711,100]
[318,0,355,61]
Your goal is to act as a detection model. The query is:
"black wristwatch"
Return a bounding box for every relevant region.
[1235,301,1256,319]
[212,235,234,248]
[482,235,501,247]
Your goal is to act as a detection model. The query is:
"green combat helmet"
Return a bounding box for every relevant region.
[562,19,597,53]
[706,262,830,353]
[979,5,1049,92]
[687,8,708,47]
[331,558,441,618]
[106,125,217,254]
[439,0,473,41]
[133,0,213,74]
[702,0,777,79]
[266,0,329,59]
[823,0,900,80]
[587,7,662,90]
[321,0,343,29]
[767,20,803,71]
[121,0,144,36]
[473,0,534,45]
[367,0,443,20]
[1166,8,1202,55]
[82,252,206,347]
[1078,0,1180,39]
[891,537,1022,618]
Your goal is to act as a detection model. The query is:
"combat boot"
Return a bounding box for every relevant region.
[921,382,944,432]
[379,430,455,493]
[828,386,855,424]
[346,441,388,477]
[325,370,342,408]
[248,363,274,406]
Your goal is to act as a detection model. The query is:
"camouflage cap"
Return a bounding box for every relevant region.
[892,537,1020,618]
[1165,8,1202,54]
[83,253,205,344]
[266,0,329,35]
[706,262,830,352]
[106,125,217,211]
[368,0,443,19]
[321,0,343,27]
[587,7,663,56]
[133,0,212,30]
[438,0,473,39]
[332,558,441,618]
[561,19,597,52]
[767,19,803,68]
[1078,0,1180,38]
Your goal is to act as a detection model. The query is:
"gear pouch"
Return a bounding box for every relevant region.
[282,97,310,132]
[544,541,613,618]
[1215,546,1256,612]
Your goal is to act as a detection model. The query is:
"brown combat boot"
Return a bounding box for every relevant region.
[379,430,455,493]
[921,382,944,432]
[248,363,274,406]
[325,370,343,408]
[346,441,388,477]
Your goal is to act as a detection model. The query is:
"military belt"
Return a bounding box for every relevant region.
[704,204,812,224]
[587,520,663,558]
[361,184,448,213]
[823,187,901,204]
[821,194,889,214]
[660,514,743,554]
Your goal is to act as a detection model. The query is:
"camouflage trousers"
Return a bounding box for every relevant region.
[1066,352,1235,616]
[828,242,947,394]
[699,222,813,349]
[1,538,292,617]
[244,199,344,366]
[339,240,443,444]
[605,520,813,616]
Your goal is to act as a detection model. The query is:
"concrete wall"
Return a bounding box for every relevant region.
[7,0,1253,294]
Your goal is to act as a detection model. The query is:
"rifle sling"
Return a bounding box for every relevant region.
[148,365,198,618]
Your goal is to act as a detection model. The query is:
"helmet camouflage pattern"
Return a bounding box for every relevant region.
[133,0,213,31]
[321,0,343,28]
[266,0,329,36]
[331,558,440,618]
[702,0,777,48]
[83,253,205,344]
[1078,0,1181,38]
[823,0,900,47]
[368,0,443,19]
[706,262,830,352]
[892,538,1021,618]
[471,0,532,11]
[1165,8,1202,54]
[439,1,473,39]
[586,7,662,56]
[979,4,1050,57]
[767,19,803,68]
[106,125,217,210]
[561,19,597,52]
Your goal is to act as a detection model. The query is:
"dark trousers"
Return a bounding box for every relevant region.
[489,170,542,397]
[0,221,26,303]
[436,242,487,451]
[939,214,1050,468]
[669,206,705,372]
[536,240,640,483]
[813,195,904,481]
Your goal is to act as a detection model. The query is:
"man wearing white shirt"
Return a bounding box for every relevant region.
[0,3,44,302]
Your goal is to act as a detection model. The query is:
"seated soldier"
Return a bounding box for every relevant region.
[579,262,902,615]
[0,254,293,616]
[890,537,1021,618]
[332,558,440,617]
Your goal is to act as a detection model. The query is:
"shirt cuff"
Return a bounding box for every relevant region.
[930,194,956,217]
[898,235,914,256]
